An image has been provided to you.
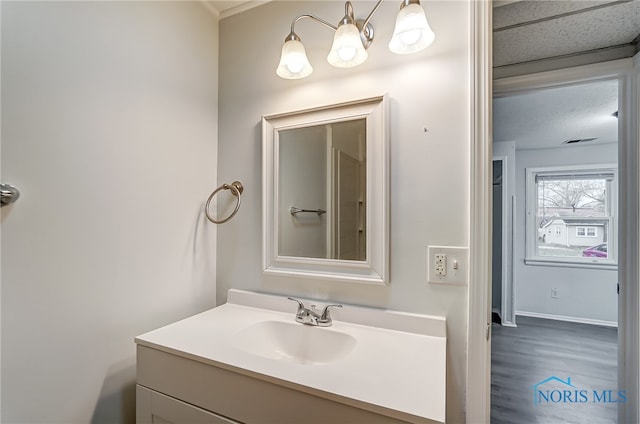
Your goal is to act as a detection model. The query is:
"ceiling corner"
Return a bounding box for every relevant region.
[202,1,221,18]
[204,1,271,20]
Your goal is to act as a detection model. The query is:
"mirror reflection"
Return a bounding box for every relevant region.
[279,119,366,261]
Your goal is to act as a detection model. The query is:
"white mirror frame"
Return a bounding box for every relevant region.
[262,95,389,285]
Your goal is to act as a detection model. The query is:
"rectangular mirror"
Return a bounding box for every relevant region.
[262,96,388,285]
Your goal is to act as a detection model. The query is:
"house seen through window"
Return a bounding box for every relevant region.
[526,165,617,267]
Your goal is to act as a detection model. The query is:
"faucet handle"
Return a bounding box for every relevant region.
[320,304,342,320]
[287,297,306,311]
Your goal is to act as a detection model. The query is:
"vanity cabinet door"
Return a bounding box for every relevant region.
[137,385,239,424]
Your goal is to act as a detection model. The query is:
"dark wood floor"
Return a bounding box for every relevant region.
[491,316,618,424]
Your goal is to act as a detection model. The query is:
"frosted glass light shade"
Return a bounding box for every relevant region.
[276,40,313,79]
[388,3,435,54]
[327,23,368,68]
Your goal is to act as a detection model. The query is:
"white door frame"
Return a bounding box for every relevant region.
[466,0,493,421]
[491,154,516,326]
[468,53,640,421]
[618,52,640,424]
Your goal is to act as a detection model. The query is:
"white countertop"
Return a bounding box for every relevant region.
[135,290,446,423]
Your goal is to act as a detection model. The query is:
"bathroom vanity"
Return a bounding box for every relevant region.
[135,290,446,424]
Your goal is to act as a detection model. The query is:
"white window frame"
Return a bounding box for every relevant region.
[525,164,617,269]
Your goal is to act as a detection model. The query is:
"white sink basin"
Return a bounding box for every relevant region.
[232,320,356,365]
[135,290,447,423]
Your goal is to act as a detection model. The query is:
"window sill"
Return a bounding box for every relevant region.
[525,258,618,271]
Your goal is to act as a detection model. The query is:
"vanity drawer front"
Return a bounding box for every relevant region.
[137,385,239,424]
[137,345,419,424]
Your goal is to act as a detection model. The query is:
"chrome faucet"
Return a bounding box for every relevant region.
[288,298,342,327]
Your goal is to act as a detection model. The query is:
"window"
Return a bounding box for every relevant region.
[526,165,617,268]
[576,227,597,237]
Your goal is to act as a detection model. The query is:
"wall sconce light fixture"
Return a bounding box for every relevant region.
[276,0,435,79]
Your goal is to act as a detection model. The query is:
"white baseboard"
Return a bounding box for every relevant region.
[491,309,518,327]
[515,310,618,328]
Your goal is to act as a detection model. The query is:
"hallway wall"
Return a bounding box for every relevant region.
[514,143,618,324]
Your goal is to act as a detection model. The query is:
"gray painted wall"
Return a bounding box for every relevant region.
[278,127,327,257]
[514,143,618,324]
[217,1,471,421]
[1,2,219,422]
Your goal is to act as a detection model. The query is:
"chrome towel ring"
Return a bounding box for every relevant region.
[205,181,244,224]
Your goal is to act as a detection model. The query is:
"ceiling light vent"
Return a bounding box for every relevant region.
[563,137,597,145]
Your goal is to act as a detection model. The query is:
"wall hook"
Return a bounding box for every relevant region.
[1,184,20,207]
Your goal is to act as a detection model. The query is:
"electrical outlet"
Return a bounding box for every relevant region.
[551,288,559,298]
[435,253,447,275]
[428,246,468,284]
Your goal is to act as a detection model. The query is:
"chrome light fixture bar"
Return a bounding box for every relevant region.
[276,0,435,80]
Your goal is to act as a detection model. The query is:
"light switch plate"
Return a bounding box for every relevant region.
[428,246,468,284]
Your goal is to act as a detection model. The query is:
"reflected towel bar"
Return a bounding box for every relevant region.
[290,207,326,216]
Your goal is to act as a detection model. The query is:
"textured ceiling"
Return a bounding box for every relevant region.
[494,0,640,68]
[493,79,619,150]
[493,1,634,150]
